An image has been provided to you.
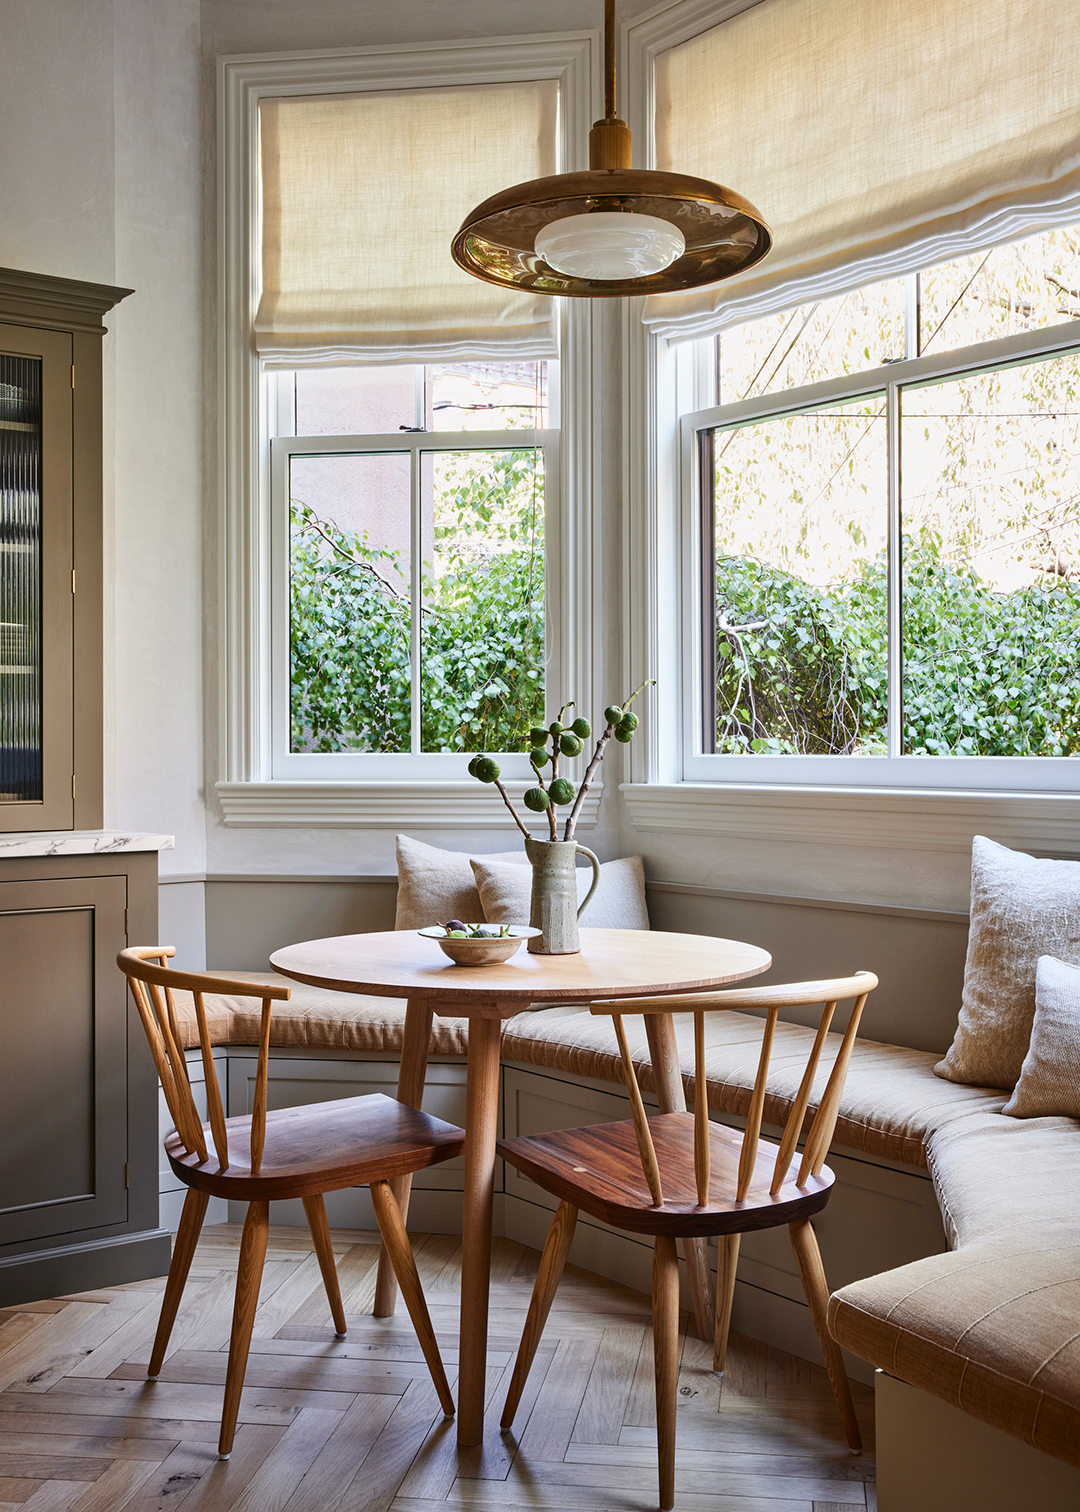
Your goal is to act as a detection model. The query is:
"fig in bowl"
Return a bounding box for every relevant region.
[417,923,540,966]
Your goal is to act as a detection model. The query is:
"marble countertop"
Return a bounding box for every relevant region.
[0,830,175,859]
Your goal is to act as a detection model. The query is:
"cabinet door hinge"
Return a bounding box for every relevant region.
[124,1162,130,1189]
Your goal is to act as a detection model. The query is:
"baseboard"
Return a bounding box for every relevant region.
[875,1371,1080,1511]
[0,1229,173,1307]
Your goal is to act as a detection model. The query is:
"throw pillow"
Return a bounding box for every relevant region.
[471,853,651,930]
[394,834,526,930]
[1003,956,1080,1118]
[935,836,1080,1090]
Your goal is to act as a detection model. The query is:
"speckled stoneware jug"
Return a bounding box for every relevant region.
[524,836,601,955]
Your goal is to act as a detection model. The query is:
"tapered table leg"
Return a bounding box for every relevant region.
[374,997,433,1317]
[644,1014,716,1342]
[457,1012,504,1446]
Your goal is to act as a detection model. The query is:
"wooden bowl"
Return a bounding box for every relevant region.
[417,925,540,966]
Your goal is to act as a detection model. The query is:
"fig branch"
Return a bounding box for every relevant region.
[564,679,655,841]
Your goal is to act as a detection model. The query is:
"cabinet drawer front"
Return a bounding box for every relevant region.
[0,875,127,1247]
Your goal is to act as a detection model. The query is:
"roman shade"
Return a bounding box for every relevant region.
[643,0,1080,343]
[256,82,558,365]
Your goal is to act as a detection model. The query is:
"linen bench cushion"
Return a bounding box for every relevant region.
[829,1111,1080,1468]
[501,1003,1006,1168]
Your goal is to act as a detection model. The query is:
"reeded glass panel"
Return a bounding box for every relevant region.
[920,225,1080,356]
[288,451,411,752]
[710,398,888,754]
[0,354,42,802]
[420,447,545,752]
[717,280,907,402]
[900,353,1080,754]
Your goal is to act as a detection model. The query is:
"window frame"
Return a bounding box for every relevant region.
[216,33,604,828]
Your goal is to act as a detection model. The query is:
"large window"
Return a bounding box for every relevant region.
[270,361,555,778]
[684,226,1080,785]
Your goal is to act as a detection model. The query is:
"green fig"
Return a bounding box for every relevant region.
[559,732,583,757]
[614,724,634,743]
[571,716,591,738]
[549,777,575,805]
[467,755,482,777]
[549,720,564,736]
[619,711,640,731]
[604,704,623,726]
[529,747,549,770]
[529,726,549,747]
[523,786,551,812]
[473,756,500,782]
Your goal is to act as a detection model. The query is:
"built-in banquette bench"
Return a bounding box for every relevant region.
[163,967,1080,1508]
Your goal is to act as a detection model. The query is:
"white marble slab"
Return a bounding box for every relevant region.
[0,829,175,858]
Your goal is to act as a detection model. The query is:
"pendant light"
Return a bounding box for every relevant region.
[451,0,771,298]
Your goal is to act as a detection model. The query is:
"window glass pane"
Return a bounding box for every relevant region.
[420,447,544,752]
[710,398,888,754]
[0,354,42,803]
[900,353,1080,755]
[288,451,411,752]
[920,225,1080,356]
[294,366,417,434]
[717,281,906,402]
[428,360,550,432]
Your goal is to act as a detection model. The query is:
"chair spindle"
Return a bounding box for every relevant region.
[693,1011,710,1207]
[798,990,869,1183]
[736,1005,779,1202]
[612,1014,664,1208]
[249,997,274,1176]
[770,1000,837,1196]
[193,990,229,1169]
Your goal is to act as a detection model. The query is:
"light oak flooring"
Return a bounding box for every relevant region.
[0,1224,875,1512]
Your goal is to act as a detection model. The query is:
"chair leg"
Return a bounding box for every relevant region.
[369,1180,455,1419]
[789,1217,862,1453]
[218,1200,269,1460]
[148,1187,209,1378]
[652,1235,680,1512]
[713,1232,741,1374]
[302,1193,347,1337]
[501,1200,578,1432]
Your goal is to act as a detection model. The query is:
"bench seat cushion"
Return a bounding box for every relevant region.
[500,1004,1006,1169]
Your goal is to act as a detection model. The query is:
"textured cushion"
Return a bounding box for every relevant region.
[471,853,651,931]
[501,1004,1005,1169]
[1003,957,1080,1119]
[393,834,524,930]
[935,836,1080,1091]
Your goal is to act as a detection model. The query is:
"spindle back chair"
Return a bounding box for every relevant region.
[119,947,465,1458]
[497,970,877,1512]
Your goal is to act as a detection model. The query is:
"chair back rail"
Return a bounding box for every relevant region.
[594,972,877,1210]
[118,946,290,1174]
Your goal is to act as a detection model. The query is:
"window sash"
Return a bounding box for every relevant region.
[269,428,557,780]
[680,316,1080,789]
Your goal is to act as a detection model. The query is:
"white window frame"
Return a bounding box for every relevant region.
[216,34,606,828]
[620,0,1080,855]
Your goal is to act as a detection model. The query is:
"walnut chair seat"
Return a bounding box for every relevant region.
[118,947,463,1461]
[497,971,877,1512]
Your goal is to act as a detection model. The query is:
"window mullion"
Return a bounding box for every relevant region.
[886,380,902,759]
[410,442,423,756]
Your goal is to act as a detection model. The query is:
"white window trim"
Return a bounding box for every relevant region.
[216,33,606,828]
[622,0,1080,853]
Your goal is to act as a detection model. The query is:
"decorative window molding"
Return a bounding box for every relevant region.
[216,34,604,825]
[218,779,603,830]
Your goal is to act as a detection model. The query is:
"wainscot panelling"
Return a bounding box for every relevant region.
[203,874,397,970]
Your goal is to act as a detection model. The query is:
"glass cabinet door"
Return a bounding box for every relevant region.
[0,323,73,830]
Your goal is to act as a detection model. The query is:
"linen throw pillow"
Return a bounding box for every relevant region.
[935,836,1080,1090]
[471,853,651,930]
[393,834,525,930]
[1003,956,1080,1118]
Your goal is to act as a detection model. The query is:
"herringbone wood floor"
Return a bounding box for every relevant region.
[0,1224,876,1512]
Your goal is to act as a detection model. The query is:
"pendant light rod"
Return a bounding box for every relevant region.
[604,0,617,120]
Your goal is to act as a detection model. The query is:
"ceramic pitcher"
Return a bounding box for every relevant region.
[524,835,601,955]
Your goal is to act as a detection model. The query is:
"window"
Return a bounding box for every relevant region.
[269,361,555,779]
[683,225,1080,787]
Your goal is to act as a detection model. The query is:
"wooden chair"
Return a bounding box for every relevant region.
[497,970,877,1511]
[118,946,464,1458]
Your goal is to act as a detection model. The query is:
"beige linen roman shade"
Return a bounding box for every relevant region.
[644,0,1080,342]
[257,82,558,364]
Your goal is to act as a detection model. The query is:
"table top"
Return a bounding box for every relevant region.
[270,928,771,1011]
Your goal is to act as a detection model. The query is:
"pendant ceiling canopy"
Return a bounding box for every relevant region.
[450,0,772,298]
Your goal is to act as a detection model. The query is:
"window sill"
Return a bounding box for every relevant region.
[216,780,603,830]
[620,782,1080,855]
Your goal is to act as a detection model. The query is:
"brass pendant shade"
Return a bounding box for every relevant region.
[450,2,771,298]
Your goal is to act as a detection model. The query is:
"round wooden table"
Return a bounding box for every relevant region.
[270,927,771,1445]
